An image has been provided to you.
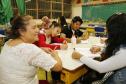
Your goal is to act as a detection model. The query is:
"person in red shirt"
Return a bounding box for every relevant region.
[35,21,68,50]
[35,21,67,84]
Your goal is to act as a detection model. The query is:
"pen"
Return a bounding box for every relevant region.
[63,40,67,44]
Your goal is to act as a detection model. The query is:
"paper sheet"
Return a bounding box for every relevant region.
[75,48,101,58]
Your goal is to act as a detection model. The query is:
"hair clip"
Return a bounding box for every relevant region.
[116,12,122,15]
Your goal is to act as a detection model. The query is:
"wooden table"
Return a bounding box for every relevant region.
[61,66,87,84]
[58,37,103,84]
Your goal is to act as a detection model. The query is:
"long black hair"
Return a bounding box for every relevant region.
[104,13,126,57]
[49,21,61,29]
[59,16,68,27]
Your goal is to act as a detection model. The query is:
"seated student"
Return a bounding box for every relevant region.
[72,13,126,84]
[62,16,89,43]
[35,21,68,50]
[39,16,51,34]
[0,15,62,84]
[36,16,53,53]
[35,21,67,84]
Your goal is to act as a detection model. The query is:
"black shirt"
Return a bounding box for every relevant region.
[62,25,83,38]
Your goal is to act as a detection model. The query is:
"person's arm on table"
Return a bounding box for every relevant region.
[72,50,126,73]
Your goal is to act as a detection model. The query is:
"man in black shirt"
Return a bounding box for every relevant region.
[62,16,89,43]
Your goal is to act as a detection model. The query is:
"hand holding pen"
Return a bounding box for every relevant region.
[61,40,68,50]
[72,51,82,59]
[50,46,59,57]
[63,40,67,44]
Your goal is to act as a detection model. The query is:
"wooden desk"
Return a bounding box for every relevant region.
[61,66,87,84]
[58,37,102,84]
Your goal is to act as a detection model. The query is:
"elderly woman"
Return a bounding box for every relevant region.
[72,13,126,84]
[0,15,62,84]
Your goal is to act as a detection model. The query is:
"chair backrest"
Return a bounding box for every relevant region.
[94,27,105,37]
[0,29,5,35]
[86,27,95,36]
[95,27,104,32]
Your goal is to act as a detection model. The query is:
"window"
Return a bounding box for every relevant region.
[11,0,72,19]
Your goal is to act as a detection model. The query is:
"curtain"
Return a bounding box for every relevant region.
[0,0,13,24]
[16,0,26,15]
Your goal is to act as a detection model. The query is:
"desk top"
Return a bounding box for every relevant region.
[57,37,105,71]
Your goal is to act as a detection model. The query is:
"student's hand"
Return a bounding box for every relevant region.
[50,50,59,57]
[72,51,82,59]
[60,33,66,39]
[63,40,67,44]
[41,47,53,54]
[90,45,101,54]
[76,38,81,43]
[100,37,107,44]
[82,31,89,40]
[60,44,68,50]
[65,38,71,43]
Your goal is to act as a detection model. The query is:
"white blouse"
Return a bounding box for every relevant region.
[0,42,57,84]
[80,47,126,73]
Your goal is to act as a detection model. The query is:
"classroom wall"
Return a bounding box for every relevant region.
[82,2,126,21]
[72,1,82,18]
[72,5,82,18]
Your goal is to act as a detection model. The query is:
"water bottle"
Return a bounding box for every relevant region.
[71,35,76,49]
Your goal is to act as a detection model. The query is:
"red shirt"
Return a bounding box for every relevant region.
[35,34,64,50]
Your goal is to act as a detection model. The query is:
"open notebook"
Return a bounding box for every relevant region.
[75,48,101,58]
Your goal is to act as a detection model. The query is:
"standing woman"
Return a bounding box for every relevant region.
[0,15,62,84]
[72,13,126,84]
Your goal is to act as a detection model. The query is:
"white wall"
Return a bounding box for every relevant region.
[72,3,82,18]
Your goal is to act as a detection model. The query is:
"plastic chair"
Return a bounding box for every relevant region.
[94,27,105,37]
[86,27,95,36]
[0,29,5,35]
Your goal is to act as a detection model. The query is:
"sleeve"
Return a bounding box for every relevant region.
[76,29,83,37]
[24,44,57,72]
[51,36,64,43]
[80,49,126,73]
[61,26,70,38]
[62,27,73,38]
[61,26,68,34]
[37,34,60,50]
